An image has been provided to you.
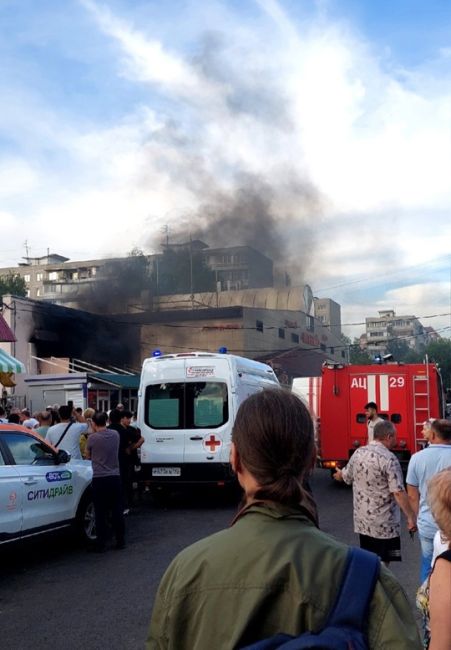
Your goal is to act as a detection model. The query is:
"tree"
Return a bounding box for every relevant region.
[76,249,153,313]
[385,337,410,362]
[0,273,27,299]
[403,348,423,364]
[384,336,424,363]
[425,339,451,389]
[156,248,216,295]
[339,333,372,365]
[349,343,372,365]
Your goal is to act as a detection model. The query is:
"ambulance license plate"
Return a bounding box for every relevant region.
[152,467,181,477]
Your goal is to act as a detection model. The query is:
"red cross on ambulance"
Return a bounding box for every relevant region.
[203,434,222,453]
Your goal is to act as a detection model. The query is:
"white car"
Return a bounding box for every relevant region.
[0,423,95,545]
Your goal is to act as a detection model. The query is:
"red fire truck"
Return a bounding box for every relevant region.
[300,362,445,473]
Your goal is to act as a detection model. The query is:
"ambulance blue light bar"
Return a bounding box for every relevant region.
[152,349,162,357]
[218,347,228,354]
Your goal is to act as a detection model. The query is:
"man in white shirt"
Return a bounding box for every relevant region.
[365,401,384,443]
[46,404,87,460]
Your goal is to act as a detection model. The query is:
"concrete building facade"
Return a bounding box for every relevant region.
[314,297,341,337]
[0,244,273,303]
[0,295,140,408]
[363,309,427,356]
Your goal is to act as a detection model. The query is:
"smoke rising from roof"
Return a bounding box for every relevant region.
[164,172,324,282]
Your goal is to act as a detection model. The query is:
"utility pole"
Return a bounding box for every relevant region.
[189,234,194,309]
[161,225,169,249]
[24,240,30,258]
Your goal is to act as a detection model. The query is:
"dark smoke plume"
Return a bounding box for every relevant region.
[163,172,324,283]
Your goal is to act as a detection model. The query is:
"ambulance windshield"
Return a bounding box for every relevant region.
[145,382,228,429]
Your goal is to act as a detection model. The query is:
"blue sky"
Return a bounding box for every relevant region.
[1,0,451,338]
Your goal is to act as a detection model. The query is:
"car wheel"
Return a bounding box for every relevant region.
[76,494,97,544]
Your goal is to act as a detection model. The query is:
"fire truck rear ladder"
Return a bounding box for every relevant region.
[413,366,431,450]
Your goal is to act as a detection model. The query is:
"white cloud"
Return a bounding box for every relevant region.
[79,0,226,106]
[1,0,450,336]
[0,159,41,197]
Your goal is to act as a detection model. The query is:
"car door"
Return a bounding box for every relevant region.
[0,441,23,543]
[2,431,76,533]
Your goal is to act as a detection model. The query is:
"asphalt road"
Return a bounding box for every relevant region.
[0,469,422,649]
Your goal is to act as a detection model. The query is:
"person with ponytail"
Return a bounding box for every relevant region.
[147,389,421,650]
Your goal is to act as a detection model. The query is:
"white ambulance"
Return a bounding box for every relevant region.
[137,351,279,487]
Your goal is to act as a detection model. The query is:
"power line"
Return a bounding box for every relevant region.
[4,299,451,337]
[314,254,451,293]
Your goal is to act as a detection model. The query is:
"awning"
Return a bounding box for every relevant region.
[0,349,26,373]
[89,372,140,389]
[0,314,16,342]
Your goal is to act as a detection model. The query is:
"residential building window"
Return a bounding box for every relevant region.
[278,328,285,339]
[341,350,346,358]
[306,316,314,332]
[48,271,58,281]
[291,333,299,344]
[256,320,263,333]
[24,274,31,283]
[36,272,43,281]
[26,289,30,297]
[329,347,334,354]
[36,288,41,297]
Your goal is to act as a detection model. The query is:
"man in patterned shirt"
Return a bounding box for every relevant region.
[334,419,417,565]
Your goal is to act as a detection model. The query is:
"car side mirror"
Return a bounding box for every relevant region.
[56,449,71,465]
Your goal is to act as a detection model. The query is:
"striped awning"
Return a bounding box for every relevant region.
[0,349,26,373]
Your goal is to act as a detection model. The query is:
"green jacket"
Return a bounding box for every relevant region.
[148,502,422,650]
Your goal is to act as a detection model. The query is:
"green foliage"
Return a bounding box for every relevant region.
[425,339,451,388]
[338,333,372,365]
[0,273,27,299]
[385,337,409,358]
[403,348,423,364]
[156,249,216,295]
[349,344,372,365]
[101,252,151,299]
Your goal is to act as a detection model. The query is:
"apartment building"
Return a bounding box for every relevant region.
[0,253,106,301]
[203,245,273,290]
[0,244,273,302]
[314,297,341,337]
[363,309,426,355]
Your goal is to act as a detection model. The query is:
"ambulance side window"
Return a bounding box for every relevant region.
[189,383,228,428]
[146,383,183,429]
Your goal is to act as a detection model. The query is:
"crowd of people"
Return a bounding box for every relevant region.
[2,394,450,648]
[333,403,451,649]
[0,402,144,552]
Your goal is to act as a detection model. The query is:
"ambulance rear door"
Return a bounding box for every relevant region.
[182,358,232,465]
[140,357,186,468]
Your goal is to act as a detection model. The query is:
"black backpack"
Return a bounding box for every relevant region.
[240,547,380,650]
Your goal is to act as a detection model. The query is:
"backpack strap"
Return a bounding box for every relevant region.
[55,421,74,448]
[326,546,380,630]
